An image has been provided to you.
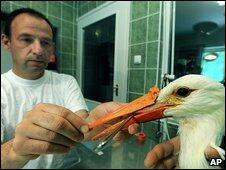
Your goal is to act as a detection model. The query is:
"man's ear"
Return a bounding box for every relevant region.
[1,34,11,51]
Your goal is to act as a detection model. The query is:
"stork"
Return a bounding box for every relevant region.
[155,74,225,168]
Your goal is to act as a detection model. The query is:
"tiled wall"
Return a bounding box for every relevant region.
[128,1,162,102]
[77,1,107,17]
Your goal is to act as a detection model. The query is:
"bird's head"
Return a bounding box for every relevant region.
[147,74,225,119]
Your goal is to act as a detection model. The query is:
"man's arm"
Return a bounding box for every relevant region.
[1,139,39,169]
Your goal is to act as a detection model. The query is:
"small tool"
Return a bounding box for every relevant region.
[93,116,133,154]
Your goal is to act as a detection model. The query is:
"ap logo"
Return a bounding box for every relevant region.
[209,158,223,166]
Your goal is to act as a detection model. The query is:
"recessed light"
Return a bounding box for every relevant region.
[203,53,218,61]
[193,21,218,36]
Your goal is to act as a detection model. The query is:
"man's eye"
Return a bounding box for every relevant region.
[20,37,33,43]
[41,40,51,46]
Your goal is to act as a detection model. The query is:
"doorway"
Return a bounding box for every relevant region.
[77,2,130,105]
[83,15,115,102]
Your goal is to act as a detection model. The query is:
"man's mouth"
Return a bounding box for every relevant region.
[27,60,46,67]
[28,60,45,62]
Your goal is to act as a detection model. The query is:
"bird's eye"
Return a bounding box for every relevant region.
[175,87,191,97]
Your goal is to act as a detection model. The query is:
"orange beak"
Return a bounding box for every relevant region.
[87,87,183,141]
[88,86,183,130]
[88,86,160,130]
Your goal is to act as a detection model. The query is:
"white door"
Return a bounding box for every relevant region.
[77,1,130,104]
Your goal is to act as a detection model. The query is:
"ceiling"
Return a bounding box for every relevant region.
[175,1,225,35]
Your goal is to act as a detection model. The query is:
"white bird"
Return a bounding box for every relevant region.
[155,74,225,169]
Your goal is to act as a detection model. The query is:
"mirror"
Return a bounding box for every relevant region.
[174,1,225,83]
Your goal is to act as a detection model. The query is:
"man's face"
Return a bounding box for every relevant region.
[4,13,54,76]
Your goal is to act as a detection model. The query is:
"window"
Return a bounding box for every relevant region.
[201,46,225,82]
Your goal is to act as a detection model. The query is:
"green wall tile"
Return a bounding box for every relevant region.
[147,42,158,68]
[81,4,89,17]
[48,15,61,28]
[148,14,159,41]
[61,69,73,75]
[14,1,30,8]
[31,1,47,15]
[158,42,163,69]
[72,55,76,68]
[88,1,97,11]
[11,4,23,11]
[61,37,73,53]
[74,8,78,23]
[1,1,10,13]
[62,21,73,37]
[129,69,145,93]
[149,1,160,14]
[64,1,74,6]
[61,53,72,68]
[48,2,61,18]
[62,5,73,22]
[74,25,77,38]
[131,1,148,20]
[97,1,106,6]
[145,69,157,92]
[57,36,61,52]
[73,39,77,54]
[73,69,78,80]
[131,18,147,44]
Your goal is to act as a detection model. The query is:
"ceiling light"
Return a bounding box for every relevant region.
[193,21,218,36]
[203,53,218,61]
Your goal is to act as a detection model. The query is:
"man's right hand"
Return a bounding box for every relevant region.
[12,103,87,158]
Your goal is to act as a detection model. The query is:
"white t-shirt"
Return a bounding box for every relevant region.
[1,69,88,169]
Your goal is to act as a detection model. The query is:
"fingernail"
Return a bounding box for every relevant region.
[80,125,89,133]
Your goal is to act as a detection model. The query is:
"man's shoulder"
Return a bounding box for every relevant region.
[1,70,11,82]
[46,70,77,82]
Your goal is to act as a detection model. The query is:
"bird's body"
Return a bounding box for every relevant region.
[158,74,225,169]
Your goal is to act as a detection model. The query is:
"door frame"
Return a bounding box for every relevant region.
[77,1,130,102]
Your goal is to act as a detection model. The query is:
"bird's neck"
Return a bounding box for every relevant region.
[178,115,223,169]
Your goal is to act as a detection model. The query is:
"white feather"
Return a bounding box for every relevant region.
[158,74,225,169]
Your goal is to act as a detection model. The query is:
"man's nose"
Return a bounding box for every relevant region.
[31,39,44,55]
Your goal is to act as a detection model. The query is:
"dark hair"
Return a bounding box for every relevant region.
[4,8,53,38]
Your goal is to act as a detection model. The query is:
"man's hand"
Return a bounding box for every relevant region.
[144,136,180,169]
[82,101,139,141]
[144,136,223,169]
[13,103,87,157]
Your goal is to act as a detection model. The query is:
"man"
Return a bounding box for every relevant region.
[1,8,91,169]
[1,8,220,169]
